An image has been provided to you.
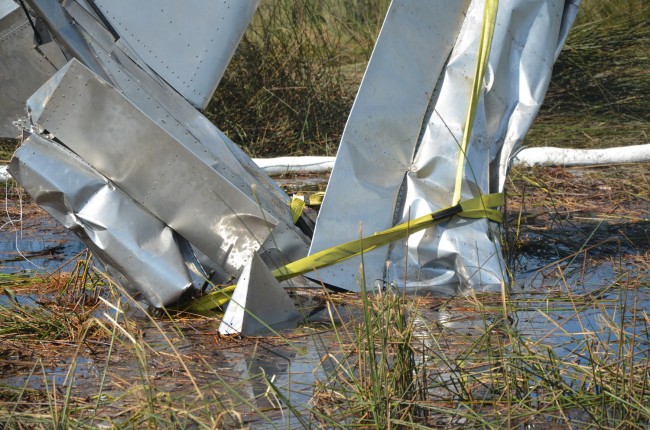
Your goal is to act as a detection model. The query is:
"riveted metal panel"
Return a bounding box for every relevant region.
[6,1,310,307]
[92,0,259,109]
[27,60,291,276]
[0,3,65,137]
[64,0,292,221]
[23,0,110,80]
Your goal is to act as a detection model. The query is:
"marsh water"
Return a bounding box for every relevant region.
[1,167,648,427]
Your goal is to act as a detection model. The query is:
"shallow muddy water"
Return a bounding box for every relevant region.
[1,168,648,427]
[0,188,86,273]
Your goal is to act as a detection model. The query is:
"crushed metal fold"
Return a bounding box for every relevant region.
[308,0,580,293]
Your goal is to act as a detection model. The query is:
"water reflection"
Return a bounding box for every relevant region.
[0,202,85,273]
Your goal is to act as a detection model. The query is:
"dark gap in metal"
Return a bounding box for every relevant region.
[18,0,42,44]
[84,0,120,41]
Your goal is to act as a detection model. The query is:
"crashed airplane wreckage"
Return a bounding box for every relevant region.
[1,0,579,334]
[1,0,311,309]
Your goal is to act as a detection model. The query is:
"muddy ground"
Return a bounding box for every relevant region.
[0,164,648,428]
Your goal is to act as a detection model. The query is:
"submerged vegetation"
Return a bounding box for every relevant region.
[1,0,649,428]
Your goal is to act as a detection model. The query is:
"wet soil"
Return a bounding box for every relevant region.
[0,166,648,427]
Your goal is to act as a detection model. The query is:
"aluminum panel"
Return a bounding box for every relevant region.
[0,4,65,137]
[24,0,109,80]
[310,0,578,292]
[308,1,470,288]
[492,0,581,190]
[6,1,308,306]
[63,0,292,219]
[8,133,204,307]
[92,0,259,109]
[28,60,295,276]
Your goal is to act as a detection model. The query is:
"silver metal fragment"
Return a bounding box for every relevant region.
[309,0,580,293]
[219,253,300,336]
[92,0,260,109]
[27,59,305,277]
[4,0,310,308]
[8,133,206,307]
[0,0,66,137]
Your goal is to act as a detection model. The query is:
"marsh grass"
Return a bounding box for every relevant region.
[303,160,649,427]
[207,0,649,157]
[0,252,105,343]
[311,283,426,427]
[526,1,649,150]
[2,159,648,428]
[1,247,647,428]
[0,254,112,428]
[504,163,650,266]
[0,139,17,163]
[307,270,649,428]
[545,1,648,119]
[207,0,389,157]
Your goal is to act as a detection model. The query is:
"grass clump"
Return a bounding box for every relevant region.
[546,0,649,119]
[312,285,426,427]
[309,279,650,428]
[0,253,105,343]
[207,0,389,157]
[0,138,18,162]
[527,1,649,149]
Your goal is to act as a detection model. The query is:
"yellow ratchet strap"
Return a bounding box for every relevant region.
[186,193,503,311]
[308,192,325,206]
[272,193,503,282]
[452,0,498,206]
[188,284,236,312]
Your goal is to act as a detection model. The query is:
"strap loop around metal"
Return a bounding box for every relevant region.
[185,192,503,311]
[273,192,503,282]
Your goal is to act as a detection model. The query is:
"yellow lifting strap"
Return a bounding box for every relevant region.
[273,192,503,282]
[186,193,503,312]
[186,284,236,312]
[308,192,325,206]
[452,0,499,206]
[289,196,306,224]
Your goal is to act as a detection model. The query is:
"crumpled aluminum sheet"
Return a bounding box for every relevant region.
[6,1,310,306]
[309,0,580,293]
[0,0,67,137]
[63,0,293,223]
[23,0,110,80]
[20,0,288,221]
[8,133,206,308]
[26,59,304,277]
